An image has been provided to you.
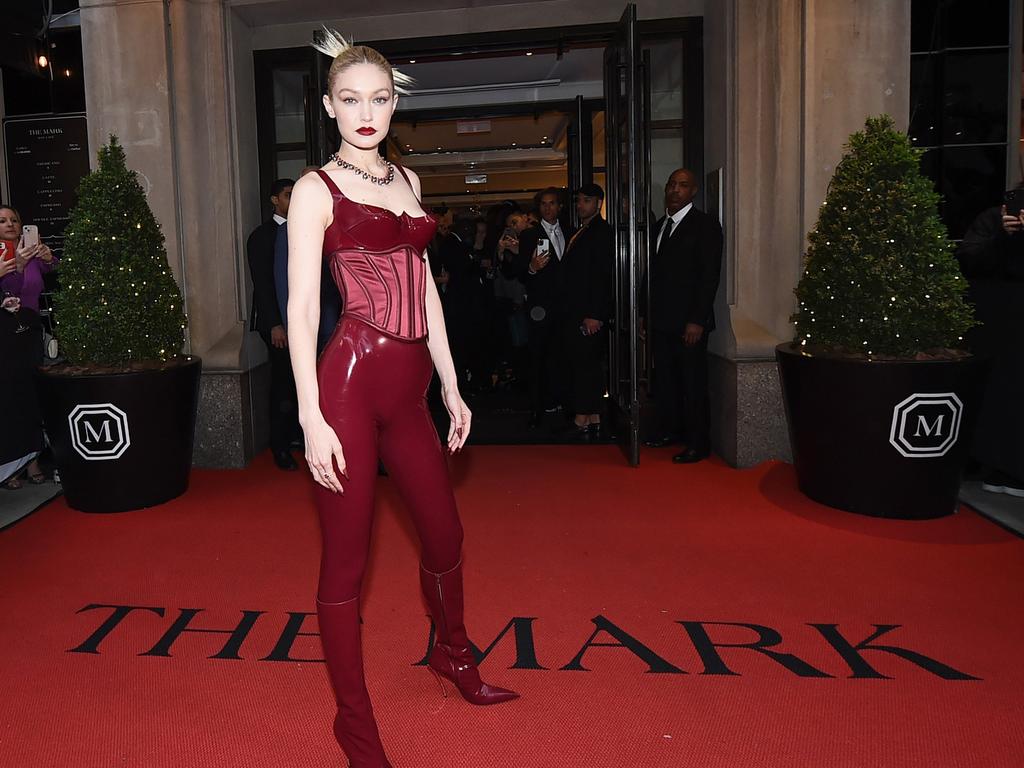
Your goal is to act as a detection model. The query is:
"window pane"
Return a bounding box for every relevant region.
[944,0,1010,48]
[911,0,942,53]
[276,150,307,183]
[910,54,940,146]
[591,110,606,169]
[928,145,1008,239]
[273,68,307,145]
[647,39,683,123]
[941,51,1008,145]
[651,132,685,210]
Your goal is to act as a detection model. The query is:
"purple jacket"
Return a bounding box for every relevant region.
[0,253,58,312]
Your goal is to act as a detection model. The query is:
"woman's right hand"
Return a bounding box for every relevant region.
[14,244,37,273]
[303,415,347,493]
[1001,205,1023,235]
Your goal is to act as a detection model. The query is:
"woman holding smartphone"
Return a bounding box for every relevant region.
[286,31,518,768]
[0,207,57,314]
[0,205,54,490]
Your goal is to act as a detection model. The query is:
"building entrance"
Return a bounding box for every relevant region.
[252,5,702,460]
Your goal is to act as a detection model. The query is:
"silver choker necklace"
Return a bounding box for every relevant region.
[328,154,394,186]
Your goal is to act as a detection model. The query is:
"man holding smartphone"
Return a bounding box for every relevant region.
[515,188,572,427]
[956,185,1024,498]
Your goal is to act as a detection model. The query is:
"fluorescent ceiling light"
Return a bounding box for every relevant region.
[405,79,560,96]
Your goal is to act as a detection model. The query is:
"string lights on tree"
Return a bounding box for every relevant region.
[55,136,187,365]
[792,116,974,357]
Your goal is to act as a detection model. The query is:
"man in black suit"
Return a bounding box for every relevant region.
[247,177,299,470]
[438,215,483,389]
[644,168,723,463]
[515,188,573,426]
[561,183,614,439]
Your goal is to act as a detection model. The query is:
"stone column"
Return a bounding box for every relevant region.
[704,0,910,466]
[80,0,255,467]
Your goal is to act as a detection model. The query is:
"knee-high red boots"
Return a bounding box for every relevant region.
[419,560,520,705]
[316,597,392,768]
[318,563,518,766]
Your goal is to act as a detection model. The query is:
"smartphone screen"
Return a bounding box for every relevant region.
[536,238,549,253]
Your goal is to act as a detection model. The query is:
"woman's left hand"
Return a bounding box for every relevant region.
[38,244,53,263]
[442,386,471,453]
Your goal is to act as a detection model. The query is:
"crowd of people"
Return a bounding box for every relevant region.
[427,182,614,438]
[0,205,57,490]
[247,176,623,471]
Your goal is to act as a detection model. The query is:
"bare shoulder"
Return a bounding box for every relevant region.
[291,171,332,215]
[400,165,422,193]
[293,169,326,195]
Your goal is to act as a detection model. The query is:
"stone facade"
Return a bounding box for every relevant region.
[74,0,910,468]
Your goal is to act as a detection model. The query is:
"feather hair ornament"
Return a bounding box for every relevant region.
[313,26,415,95]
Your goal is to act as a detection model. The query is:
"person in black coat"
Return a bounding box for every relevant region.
[561,183,614,438]
[955,199,1024,496]
[247,177,300,470]
[437,216,483,388]
[514,187,573,426]
[644,168,723,463]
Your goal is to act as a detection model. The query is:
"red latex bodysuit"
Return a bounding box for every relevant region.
[310,167,516,768]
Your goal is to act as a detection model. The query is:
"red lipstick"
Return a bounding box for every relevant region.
[356,127,377,136]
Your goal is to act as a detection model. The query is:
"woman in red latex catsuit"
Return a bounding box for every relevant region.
[286,30,518,768]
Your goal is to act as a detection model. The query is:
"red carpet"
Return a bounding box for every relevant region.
[1,446,1022,767]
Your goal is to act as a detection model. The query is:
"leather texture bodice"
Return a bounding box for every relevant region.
[317,168,436,341]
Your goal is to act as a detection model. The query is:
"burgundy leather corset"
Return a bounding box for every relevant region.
[318,169,436,341]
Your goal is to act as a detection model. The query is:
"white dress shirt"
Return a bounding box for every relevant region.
[273,213,286,226]
[655,202,692,251]
[541,218,565,260]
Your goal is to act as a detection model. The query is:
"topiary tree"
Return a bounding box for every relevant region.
[55,135,187,366]
[792,115,975,357]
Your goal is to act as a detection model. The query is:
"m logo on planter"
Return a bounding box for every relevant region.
[889,393,963,459]
[68,404,131,461]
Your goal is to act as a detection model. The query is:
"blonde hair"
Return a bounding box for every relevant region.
[313,27,414,96]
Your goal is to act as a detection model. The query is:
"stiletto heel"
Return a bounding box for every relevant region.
[428,666,449,698]
[420,559,520,706]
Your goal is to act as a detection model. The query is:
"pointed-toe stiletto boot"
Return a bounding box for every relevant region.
[316,597,393,768]
[419,560,520,706]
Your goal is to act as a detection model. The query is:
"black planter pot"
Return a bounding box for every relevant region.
[36,356,202,513]
[776,344,988,519]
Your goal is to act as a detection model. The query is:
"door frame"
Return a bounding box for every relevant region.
[254,17,702,205]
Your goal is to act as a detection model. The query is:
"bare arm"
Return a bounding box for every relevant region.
[287,173,346,491]
[424,251,457,389]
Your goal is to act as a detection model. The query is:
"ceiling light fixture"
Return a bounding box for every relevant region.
[409,59,416,64]
[37,54,48,68]
[525,51,533,56]
[405,79,559,97]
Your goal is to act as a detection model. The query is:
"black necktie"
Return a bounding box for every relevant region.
[657,218,673,256]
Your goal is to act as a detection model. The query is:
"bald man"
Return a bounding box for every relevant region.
[644,168,723,463]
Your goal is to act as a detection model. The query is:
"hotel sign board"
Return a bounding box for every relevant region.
[3,114,90,253]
